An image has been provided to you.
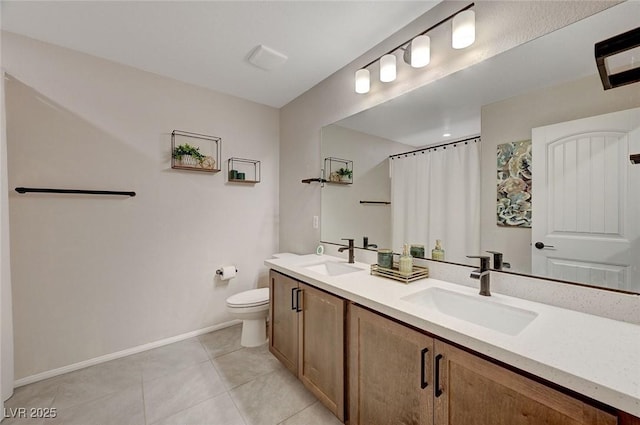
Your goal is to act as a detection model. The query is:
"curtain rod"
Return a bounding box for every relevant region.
[389,136,480,159]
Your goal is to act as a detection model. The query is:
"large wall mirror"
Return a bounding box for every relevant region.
[321,1,640,294]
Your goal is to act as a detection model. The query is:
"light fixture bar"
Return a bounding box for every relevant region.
[358,2,474,71]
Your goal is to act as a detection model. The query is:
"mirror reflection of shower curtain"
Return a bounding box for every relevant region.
[390,140,481,264]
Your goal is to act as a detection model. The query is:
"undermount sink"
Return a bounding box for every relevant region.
[401,287,538,336]
[303,261,363,276]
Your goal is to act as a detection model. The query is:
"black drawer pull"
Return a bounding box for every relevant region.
[291,287,297,311]
[296,288,302,312]
[435,354,443,397]
[420,348,429,389]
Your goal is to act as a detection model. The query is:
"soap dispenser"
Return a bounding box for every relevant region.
[399,244,413,275]
[432,240,445,261]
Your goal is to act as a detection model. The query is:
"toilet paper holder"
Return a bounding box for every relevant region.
[216,267,238,275]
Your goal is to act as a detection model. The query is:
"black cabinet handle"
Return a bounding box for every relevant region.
[296,288,302,312]
[291,287,297,311]
[420,348,429,389]
[435,354,443,397]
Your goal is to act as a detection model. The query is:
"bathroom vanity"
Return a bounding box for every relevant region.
[266,254,640,425]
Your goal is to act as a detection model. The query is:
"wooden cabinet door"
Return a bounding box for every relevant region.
[433,340,617,425]
[269,270,299,374]
[298,283,346,421]
[349,304,434,425]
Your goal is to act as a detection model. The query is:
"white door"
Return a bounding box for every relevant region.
[532,107,640,292]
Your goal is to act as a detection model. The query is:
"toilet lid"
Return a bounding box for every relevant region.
[227,288,269,307]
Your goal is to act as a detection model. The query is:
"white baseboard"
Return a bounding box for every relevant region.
[14,319,242,388]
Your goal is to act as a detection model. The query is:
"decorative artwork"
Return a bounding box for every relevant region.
[497,140,532,227]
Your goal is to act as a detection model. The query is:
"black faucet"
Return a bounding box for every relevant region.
[362,236,378,249]
[467,255,491,296]
[487,251,511,271]
[338,238,355,264]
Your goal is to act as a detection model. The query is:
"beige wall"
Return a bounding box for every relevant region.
[279,1,616,254]
[3,32,279,380]
[480,74,640,274]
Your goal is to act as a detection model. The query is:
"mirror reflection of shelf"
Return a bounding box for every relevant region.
[324,157,353,184]
[171,130,221,173]
[227,157,261,183]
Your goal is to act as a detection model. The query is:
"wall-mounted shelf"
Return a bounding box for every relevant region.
[227,157,261,183]
[171,130,221,173]
[324,157,353,184]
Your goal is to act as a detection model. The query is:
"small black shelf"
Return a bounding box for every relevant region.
[227,157,261,183]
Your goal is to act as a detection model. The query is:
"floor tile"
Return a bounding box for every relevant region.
[142,338,209,382]
[53,354,143,409]
[212,344,282,389]
[151,392,246,425]
[46,385,144,425]
[143,361,226,424]
[230,369,316,425]
[5,377,60,411]
[1,414,45,425]
[278,401,343,425]
[6,324,325,425]
[198,325,243,359]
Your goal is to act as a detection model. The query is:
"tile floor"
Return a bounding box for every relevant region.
[3,325,343,425]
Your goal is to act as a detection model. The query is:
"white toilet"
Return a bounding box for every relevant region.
[226,287,270,347]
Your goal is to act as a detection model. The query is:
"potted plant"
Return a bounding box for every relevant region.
[172,143,208,168]
[337,167,352,182]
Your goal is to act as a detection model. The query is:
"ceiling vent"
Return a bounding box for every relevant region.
[248,45,288,71]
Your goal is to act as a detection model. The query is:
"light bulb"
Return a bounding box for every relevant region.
[380,54,396,82]
[410,35,430,68]
[355,69,370,94]
[452,10,475,49]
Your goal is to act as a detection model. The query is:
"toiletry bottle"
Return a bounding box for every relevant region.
[432,240,445,261]
[399,244,413,275]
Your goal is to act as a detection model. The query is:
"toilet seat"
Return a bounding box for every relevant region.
[226,288,269,308]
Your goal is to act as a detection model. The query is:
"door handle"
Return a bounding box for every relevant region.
[296,288,302,312]
[291,287,297,311]
[435,354,443,397]
[534,242,555,250]
[420,348,429,389]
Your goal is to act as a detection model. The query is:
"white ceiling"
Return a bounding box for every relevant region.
[335,1,640,147]
[0,1,438,108]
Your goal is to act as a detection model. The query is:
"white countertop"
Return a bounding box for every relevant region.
[265,254,640,417]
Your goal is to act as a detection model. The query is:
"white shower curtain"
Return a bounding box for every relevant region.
[1,69,15,403]
[390,139,481,264]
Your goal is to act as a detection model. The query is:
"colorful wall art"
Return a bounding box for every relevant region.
[497,140,532,227]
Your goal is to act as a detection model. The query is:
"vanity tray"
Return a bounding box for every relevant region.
[370,263,429,283]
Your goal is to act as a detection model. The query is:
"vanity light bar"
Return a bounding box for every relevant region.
[354,3,475,94]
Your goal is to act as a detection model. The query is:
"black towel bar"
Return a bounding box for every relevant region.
[359,201,391,205]
[15,187,136,197]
